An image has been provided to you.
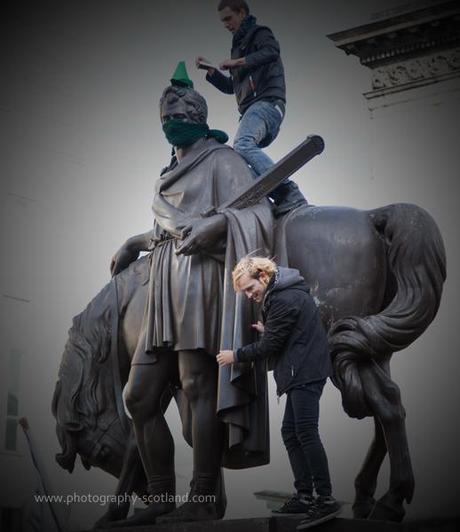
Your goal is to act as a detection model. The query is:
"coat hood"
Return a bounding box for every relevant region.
[267,267,309,295]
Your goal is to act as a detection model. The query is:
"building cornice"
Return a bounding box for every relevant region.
[328,1,460,69]
[328,1,460,101]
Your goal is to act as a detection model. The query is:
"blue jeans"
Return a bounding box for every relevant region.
[233,100,284,177]
[281,379,332,497]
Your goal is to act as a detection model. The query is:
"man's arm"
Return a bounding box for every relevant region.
[206,69,234,95]
[244,28,280,69]
[236,296,300,363]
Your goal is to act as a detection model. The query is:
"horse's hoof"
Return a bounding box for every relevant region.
[93,515,120,529]
[352,497,375,519]
[367,496,405,522]
[92,502,130,528]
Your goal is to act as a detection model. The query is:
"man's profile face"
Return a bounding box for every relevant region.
[219,7,247,34]
[160,91,195,125]
[237,272,269,303]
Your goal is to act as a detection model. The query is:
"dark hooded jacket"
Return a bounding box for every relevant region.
[206,18,286,115]
[236,267,332,396]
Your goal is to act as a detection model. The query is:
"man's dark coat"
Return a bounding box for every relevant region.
[236,267,332,395]
[206,23,286,115]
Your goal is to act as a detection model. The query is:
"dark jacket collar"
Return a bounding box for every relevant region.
[262,267,308,310]
[232,15,257,48]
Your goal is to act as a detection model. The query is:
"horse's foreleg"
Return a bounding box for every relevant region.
[113,430,146,509]
[360,361,414,523]
[93,429,143,528]
[353,417,387,519]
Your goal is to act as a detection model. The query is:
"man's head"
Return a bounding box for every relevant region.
[232,256,276,302]
[218,0,250,34]
[159,85,208,125]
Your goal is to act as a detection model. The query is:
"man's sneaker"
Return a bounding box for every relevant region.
[272,493,316,514]
[271,180,308,218]
[296,496,341,529]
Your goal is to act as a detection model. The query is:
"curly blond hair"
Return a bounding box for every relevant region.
[232,256,277,291]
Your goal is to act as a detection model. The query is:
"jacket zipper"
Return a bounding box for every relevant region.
[249,75,257,97]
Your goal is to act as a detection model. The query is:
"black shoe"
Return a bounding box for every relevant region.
[272,198,307,218]
[270,181,308,218]
[296,496,341,529]
[272,493,316,515]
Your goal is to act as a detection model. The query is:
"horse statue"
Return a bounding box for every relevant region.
[52,201,445,526]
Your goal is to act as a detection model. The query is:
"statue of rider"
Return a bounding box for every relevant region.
[109,63,273,525]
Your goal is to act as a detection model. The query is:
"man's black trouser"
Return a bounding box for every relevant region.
[281,378,332,497]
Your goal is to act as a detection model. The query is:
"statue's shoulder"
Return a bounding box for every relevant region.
[207,140,246,164]
[209,143,253,180]
[205,139,233,156]
[204,140,241,165]
[199,139,253,183]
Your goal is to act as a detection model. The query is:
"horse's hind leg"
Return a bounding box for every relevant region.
[353,417,387,519]
[360,361,414,522]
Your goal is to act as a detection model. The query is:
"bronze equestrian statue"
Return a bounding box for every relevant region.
[52,84,446,527]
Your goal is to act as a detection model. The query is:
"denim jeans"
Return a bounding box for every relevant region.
[233,100,284,177]
[281,379,332,497]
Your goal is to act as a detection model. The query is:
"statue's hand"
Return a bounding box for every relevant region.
[110,242,140,277]
[176,214,226,256]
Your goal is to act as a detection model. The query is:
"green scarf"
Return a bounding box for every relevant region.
[162,120,228,147]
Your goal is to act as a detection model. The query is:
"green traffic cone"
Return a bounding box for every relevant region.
[171,61,194,88]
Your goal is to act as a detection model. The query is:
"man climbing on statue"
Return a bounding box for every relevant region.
[196,0,307,216]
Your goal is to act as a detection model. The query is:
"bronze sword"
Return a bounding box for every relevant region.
[202,134,324,216]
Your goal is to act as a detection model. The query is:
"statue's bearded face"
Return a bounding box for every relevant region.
[160,86,208,125]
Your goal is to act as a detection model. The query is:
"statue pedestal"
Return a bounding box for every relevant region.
[76,515,460,532]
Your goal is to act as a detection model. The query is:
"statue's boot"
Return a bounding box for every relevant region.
[156,473,222,524]
[107,475,175,528]
[107,500,175,528]
[156,500,220,523]
[271,180,308,218]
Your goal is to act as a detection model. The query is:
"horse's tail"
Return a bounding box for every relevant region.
[329,203,446,419]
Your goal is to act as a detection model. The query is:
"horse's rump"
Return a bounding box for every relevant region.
[277,203,446,418]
